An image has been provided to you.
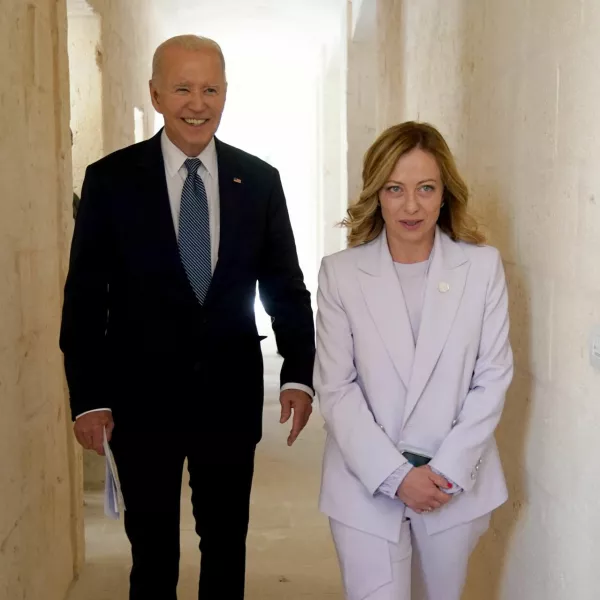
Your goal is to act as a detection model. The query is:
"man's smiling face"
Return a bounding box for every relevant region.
[150,44,227,156]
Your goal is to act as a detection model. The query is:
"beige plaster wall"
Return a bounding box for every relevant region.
[318,4,349,259]
[350,0,600,597]
[462,2,600,597]
[68,13,103,196]
[0,0,163,594]
[0,1,83,598]
[346,0,378,203]
[88,0,160,155]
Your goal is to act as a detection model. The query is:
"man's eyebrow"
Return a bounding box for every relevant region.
[171,82,222,88]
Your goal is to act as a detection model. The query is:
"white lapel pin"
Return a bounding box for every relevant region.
[438,282,450,293]
[233,178,242,184]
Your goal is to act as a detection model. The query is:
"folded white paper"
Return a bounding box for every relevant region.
[103,428,126,519]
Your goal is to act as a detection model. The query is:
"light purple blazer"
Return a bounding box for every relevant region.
[315,227,513,541]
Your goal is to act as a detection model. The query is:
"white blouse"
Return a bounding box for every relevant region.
[393,260,429,344]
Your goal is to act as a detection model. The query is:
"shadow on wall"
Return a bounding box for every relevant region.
[462,182,533,600]
[456,10,534,593]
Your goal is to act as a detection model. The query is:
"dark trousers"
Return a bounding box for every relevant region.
[110,425,256,600]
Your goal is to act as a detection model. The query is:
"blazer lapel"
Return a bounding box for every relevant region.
[358,232,415,390]
[204,138,245,305]
[402,230,470,426]
[136,131,196,298]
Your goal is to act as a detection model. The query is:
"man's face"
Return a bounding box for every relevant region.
[150,45,227,156]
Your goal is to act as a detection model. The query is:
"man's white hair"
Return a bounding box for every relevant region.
[152,35,226,81]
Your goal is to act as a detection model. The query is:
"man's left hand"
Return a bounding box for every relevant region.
[279,389,313,446]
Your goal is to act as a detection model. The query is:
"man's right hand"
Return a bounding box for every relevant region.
[73,410,114,456]
[396,465,453,513]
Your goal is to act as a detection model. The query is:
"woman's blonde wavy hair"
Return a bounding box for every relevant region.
[342,121,485,247]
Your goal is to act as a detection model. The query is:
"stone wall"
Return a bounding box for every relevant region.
[0,1,82,598]
[0,0,164,596]
[349,0,600,597]
[88,0,160,154]
[68,11,103,196]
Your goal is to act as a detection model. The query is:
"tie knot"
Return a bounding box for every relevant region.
[185,158,201,177]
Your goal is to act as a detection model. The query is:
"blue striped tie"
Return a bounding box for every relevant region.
[178,158,212,304]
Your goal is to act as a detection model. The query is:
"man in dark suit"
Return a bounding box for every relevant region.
[60,35,315,600]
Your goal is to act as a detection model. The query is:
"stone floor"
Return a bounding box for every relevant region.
[66,347,343,600]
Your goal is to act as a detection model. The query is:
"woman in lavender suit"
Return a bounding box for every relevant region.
[315,122,513,600]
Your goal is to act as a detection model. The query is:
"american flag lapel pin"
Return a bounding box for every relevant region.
[233,177,242,184]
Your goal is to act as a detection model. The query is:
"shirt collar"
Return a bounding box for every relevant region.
[161,129,218,180]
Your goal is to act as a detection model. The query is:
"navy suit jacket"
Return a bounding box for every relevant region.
[60,130,315,441]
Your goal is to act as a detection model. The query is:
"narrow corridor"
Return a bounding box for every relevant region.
[66,351,342,599]
[3,1,600,599]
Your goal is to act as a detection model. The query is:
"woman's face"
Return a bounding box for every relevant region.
[378,148,444,248]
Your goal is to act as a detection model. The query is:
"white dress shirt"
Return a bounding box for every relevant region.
[76,131,311,419]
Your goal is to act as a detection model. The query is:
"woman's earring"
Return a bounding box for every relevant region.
[441,202,446,208]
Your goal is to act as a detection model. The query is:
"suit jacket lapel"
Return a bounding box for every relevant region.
[137,129,172,237]
[358,233,415,390]
[136,131,196,298]
[204,138,245,305]
[402,230,470,426]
